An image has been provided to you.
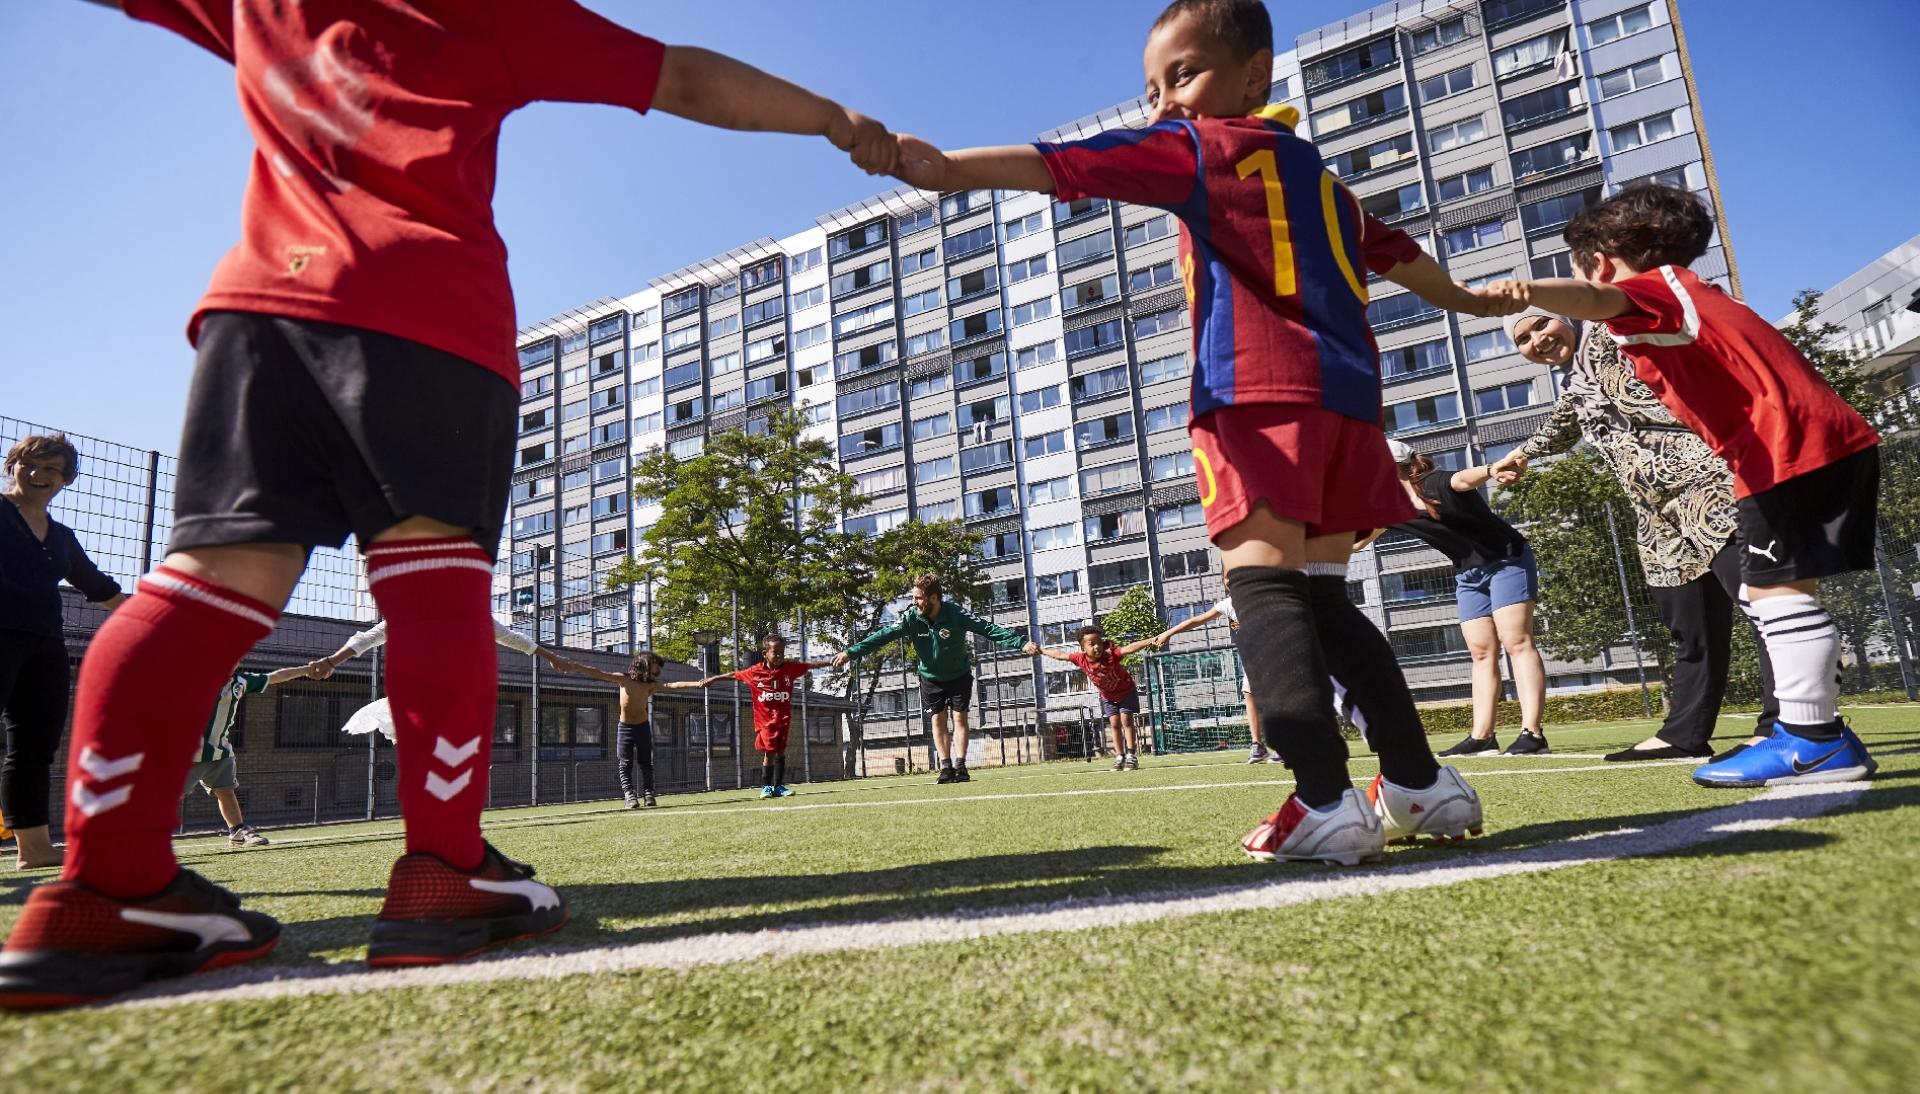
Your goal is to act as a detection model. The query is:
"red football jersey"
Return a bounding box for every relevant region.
[1606,266,1879,496]
[1067,648,1138,703]
[732,661,817,733]
[124,0,665,384]
[1035,115,1422,424]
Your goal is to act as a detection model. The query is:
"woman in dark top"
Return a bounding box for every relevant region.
[1,434,125,868]
[1388,439,1549,756]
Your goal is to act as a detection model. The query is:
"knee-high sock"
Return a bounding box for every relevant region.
[63,567,275,897]
[1230,567,1349,808]
[1750,591,1842,732]
[367,538,497,869]
[1305,565,1439,790]
[774,754,787,787]
[761,757,775,787]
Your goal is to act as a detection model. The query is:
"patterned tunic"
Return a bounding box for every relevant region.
[1518,331,1737,587]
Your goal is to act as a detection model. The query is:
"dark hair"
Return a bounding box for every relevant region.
[629,651,665,680]
[4,433,80,485]
[760,635,786,652]
[1563,183,1714,276]
[911,573,943,602]
[1402,451,1441,519]
[1076,625,1107,645]
[1152,0,1273,59]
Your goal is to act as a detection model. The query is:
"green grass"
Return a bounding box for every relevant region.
[5,711,1919,1091]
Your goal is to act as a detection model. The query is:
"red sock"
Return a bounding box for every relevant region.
[63,567,276,897]
[367,538,497,869]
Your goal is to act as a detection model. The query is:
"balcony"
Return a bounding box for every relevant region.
[1482,0,1567,32]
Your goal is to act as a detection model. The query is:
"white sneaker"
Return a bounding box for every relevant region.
[1264,753,1285,764]
[1368,766,1483,844]
[1240,790,1385,866]
[1246,744,1268,764]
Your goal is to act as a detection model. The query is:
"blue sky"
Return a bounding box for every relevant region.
[4,0,1916,452]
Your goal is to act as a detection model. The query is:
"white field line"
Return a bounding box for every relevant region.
[178,759,1699,858]
[115,781,1864,1011]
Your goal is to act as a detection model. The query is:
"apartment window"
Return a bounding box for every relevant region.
[1310,84,1407,134]
[745,374,788,404]
[1015,342,1060,370]
[1476,379,1535,414]
[902,288,943,318]
[1026,475,1073,505]
[1143,402,1187,434]
[960,441,1013,474]
[1598,56,1670,100]
[1385,393,1462,433]
[1024,430,1069,459]
[1077,412,1135,450]
[1053,196,1110,224]
[562,467,591,493]
[632,342,659,364]
[947,266,999,303]
[510,509,553,536]
[745,333,788,365]
[1531,251,1576,279]
[1418,64,1475,104]
[916,454,956,482]
[839,422,901,459]
[1007,254,1050,284]
[591,492,626,519]
[561,363,587,388]
[1390,624,1471,661]
[668,394,705,424]
[1511,133,1593,179]
[901,247,939,275]
[832,257,892,299]
[789,247,824,274]
[855,465,907,496]
[1161,548,1212,580]
[944,225,996,261]
[957,394,1010,431]
[510,476,552,503]
[829,221,887,259]
[590,386,624,413]
[709,279,740,305]
[633,411,662,435]
[516,442,551,469]
[743,295,785,328]
[1492,29,1568,78]
[1123,215,1172,248]
[1156,502,1204,530]
[1086,510,1147,541]
[1062,273,1121,312]
[1522,187,1601,236]
[740,256,784,293]
[1370,292,1444,330]
[519,341,556,369]
[1465,329,1515,362]
[1079,461,1139,496]
[1484,0,1564,26]
[1133,307,1185,338]
[591,349,625,378]
[1443,218,1508,255]
[896,206,935,237]
[916,499,958,523]
[662,325,700,353]
[966,486,1017,518]
[1018,384,1064,413]
[1328,132,1416,179]
[1088,558,1149,592]
[709,388,743,414]
[1071,363,1129,403]
[519,408,551,434]
[1150,450,1195,482]
[845,508,907,537]
[590,529,628,556]
[560,398,588,423]
[1003,211,1046,242]
[792,323,829,351]
[1009,298,1054,327]
[1503,82,1581,129]
[520,373,553,400]
[1305,35,1397,89]
[1033,570,1080,598]
[662,287,700,319]
[667,435,703,459]
[910,372,950,400]
[593,457,624,484]
[1129,261,1178,295]
[562,504,589,527]
[1590,4,1654,46]
[1428,115,1488,153]
[790,284,825,312]
[1138,353,1190,385]
[1361,182,1425,221]
[710,351,742,376]
[1434,166,1496,203]
[836,381,899,418]
[1610,111,1680,152]
[1029,523,1077,551]
[949,309,1003,346]
[834,339,897,377]
[954,350,1007,387]
[912,412,953,441]
[940,190,991,219]
[1058,230,1116,270]
[1382,565,1457,603]
[1411,16,1469,54]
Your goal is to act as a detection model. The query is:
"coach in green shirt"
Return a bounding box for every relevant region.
[834,573,1024,784]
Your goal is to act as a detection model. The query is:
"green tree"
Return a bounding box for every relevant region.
[1101,585,1163,668]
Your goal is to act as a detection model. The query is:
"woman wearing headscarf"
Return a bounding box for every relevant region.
[1494,306,1778,761]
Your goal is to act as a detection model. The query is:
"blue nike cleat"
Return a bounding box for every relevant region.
[1691,723,1877,788]
[758,786,775,799]
[773,785,795,797]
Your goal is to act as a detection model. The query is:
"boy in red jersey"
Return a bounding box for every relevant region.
[705,636,824,799]
[1475,184,1879,789]
[893,0,1489,865]
[1027,626,1162,771]
[0,0,900,1009]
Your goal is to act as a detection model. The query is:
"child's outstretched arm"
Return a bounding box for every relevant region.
[1477,278,1634,323]
[652,47,896,174]
[895,138,1054,195]
[1154,608,1224,645]
[1028,645,1077,663]
[1378,250,1495,319]
[1116,638,1160,657]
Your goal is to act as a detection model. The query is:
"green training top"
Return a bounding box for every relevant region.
[845,601,1023,682]
[199,672,270,763]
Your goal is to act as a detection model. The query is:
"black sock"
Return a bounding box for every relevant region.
[1307,574,1439,790]
[774,755,787,786]
[942,758,954,769]
[1780,720,1843,742]
[1231,567,1350,808]
[761,759,775,787]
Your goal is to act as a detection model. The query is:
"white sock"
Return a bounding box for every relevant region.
[1751,592,1840,727]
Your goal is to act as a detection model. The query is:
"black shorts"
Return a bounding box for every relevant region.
[922,673,973,714]
[1100,693,1141,717]
[1738,446,1879,585]
[171,311,517,559]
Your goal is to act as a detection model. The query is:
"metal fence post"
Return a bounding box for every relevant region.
[798,606,812,785]
[366,648,380,820]
[731,590,744,791]
[530,640,542,808]
[1873,528,1919,700]
[1602,502,1655,718]
[139,449,161,574]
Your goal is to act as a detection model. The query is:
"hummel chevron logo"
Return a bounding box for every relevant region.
[1748,540,1781,564]
[1791,744,1849,776]
[71,782,133,818]
[424,768,474,802]
[433,736,481,767]
[121,909,253,949]
[471,877,561,912]
[77,747,145,782]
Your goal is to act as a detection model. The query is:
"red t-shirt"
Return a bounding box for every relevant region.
[1035,115,1422,425]
[1606,266,1879,497]
[732,661,817,733]
[124,0,666,384]
[1067,648,1137,703]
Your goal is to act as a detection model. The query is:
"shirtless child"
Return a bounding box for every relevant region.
[540,651,706,808]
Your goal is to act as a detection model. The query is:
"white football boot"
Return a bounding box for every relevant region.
[1368,765,1484,844]
[1241,789,1385,866]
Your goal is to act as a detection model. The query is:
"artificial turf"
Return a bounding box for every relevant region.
[3,711,1916,1091]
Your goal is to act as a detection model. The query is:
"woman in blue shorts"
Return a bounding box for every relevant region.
[1389,440,1549,756]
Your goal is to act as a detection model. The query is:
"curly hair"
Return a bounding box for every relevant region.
[1563,182,1714,276]
[1152,0,1272,59]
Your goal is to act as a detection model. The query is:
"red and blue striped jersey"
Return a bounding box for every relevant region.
[1036,114,1421,423]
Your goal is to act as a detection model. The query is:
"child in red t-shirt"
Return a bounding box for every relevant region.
[2,0,902,1010]
[891,0,1488,865]
[703,637,824,799]
[1478,183,1879,789]
[1028,626,1163,771]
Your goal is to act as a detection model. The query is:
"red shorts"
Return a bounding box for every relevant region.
[1189,404,1415,541]
[755,724,791,753]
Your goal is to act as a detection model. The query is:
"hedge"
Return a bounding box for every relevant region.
[1416,687,1664,734]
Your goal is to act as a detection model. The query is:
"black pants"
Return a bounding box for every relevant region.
[1649,541,1780,750]
[617,721,655,797]
[0,630,71,829]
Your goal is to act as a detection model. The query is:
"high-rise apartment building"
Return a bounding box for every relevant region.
[503,0,1736,744]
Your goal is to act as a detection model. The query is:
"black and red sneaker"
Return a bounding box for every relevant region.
[366,841,568,967]
[0,868,279,1011]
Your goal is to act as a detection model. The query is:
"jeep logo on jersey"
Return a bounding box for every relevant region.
[759,690,791,703]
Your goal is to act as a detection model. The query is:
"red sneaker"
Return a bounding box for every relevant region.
[0,868,279,1011]
[366,841,568,967]
[1240,790,1385,866]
